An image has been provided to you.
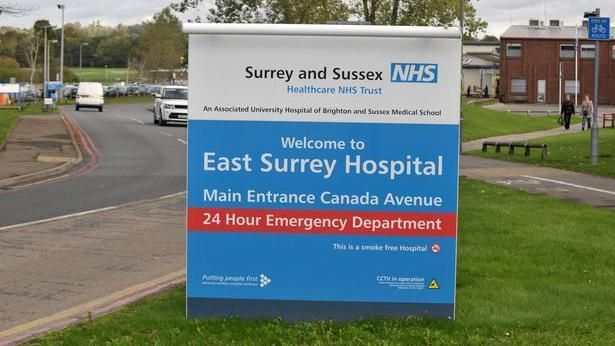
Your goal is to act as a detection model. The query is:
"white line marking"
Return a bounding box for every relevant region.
[160,131,173,137]
[129,117,137,122]
[0,192,186,232]
[136,120,145,125]
[176,138,187,145]
[521,175,615,196]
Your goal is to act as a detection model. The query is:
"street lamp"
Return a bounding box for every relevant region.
[42,25,55,108]
[79,42,89,82]
[57,3,65,99]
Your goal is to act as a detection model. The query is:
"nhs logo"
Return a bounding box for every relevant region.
[390,63,438,83]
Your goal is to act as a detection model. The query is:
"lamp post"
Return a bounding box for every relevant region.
[42,25,54,109]
[79,42,88,82]
[57,3,65,99]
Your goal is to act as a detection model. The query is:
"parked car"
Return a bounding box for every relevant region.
[63,85,78,99]
[153,86,188,126]
[76,82,104,112]
[148,85,161,96]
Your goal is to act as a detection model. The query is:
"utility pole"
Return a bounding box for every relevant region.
[57,3,65,100]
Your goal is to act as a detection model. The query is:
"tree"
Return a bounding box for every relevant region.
[356,0,486,38]
[0,56,19,82]
[207,0,265,23]
[137,8,186,82]
[25,20,54,85]
[0,2,37,16]
[266,0,351,24]
[481,34,499,42]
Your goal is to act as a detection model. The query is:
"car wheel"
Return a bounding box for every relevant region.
[75,105,80,111]
[99,106,103,112]
[159,116,166,126]
[153,114,159,124]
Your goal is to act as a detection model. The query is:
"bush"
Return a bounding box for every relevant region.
[0,56,20,82]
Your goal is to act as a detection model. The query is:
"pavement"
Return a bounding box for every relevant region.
[0,193,185,344]
[462,122,583,152]
[0,115,80,188]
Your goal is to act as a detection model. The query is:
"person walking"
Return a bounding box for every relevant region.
[560,94,575,133]
[581,94,594,131]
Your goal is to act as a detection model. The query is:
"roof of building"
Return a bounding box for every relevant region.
[463,54,499,68]
[502,25,615,40]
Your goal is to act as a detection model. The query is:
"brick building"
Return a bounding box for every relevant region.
[500,20,615,105]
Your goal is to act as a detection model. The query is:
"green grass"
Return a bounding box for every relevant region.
[462,103,580,142]
[471,129,615,178]
[0,108,19,145]
[0,102,58,145]
[29,179,615,345]
[69,67,139,84]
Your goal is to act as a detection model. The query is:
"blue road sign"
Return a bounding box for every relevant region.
[588,17,610,40]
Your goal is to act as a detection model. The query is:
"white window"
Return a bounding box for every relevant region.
[565,80,580,95]
[507,43,522,57]
[511,79,527,94]
[560,44,575,59]
[581,44,596,59]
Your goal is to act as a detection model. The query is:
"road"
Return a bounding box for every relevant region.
[0,103,187,227]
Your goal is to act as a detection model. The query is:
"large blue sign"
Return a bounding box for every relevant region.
[588,17,610,40]
[184,24,461,320]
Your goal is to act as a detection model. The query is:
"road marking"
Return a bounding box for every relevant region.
[136,120,145,125]
[0,192,186,232]
[160,131,173,136]
[521,175,615,196]
[176,138,187,145]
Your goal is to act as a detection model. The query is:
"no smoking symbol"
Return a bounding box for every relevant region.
[431,244,441,253]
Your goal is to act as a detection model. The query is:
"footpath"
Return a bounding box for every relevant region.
[461,124,615,210]
[0,194,185,345]
[0,114,81,189]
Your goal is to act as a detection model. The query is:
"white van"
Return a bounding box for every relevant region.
[76,82,104,112]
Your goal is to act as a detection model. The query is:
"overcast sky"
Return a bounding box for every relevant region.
[0,0,612,37]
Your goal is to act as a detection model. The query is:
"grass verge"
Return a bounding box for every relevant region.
[29,179,615,345]
[471,129,615,178]
[462,102,580,142]
[0,109,20,146]
[0,102,59,145]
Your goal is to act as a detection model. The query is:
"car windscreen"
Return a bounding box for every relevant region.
[162,89,188,99]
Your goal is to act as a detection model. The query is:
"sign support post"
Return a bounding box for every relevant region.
[587,15,609,165]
